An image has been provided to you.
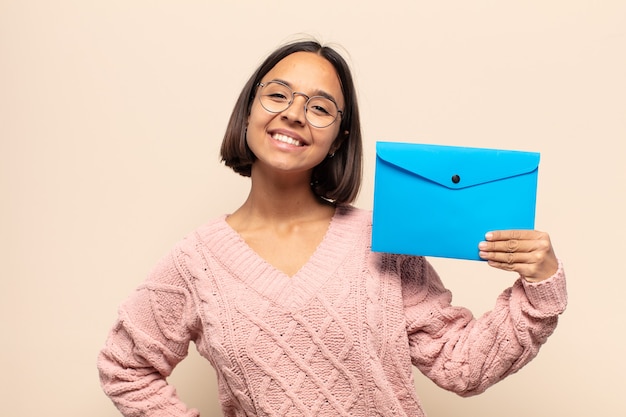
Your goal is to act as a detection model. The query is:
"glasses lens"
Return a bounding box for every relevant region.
[259,82,291,113]
[306,97,338,128]
[258,81,340,128]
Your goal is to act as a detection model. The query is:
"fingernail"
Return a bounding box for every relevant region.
[485,232,493,240]
[478,242,487,249]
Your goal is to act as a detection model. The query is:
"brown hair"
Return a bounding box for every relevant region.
[219,39,363,204]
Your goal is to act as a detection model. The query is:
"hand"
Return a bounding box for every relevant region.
[478,230,559,282]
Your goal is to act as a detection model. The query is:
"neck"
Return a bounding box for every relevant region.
[232,166,334,224]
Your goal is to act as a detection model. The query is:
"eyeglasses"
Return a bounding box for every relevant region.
[257,81,343,128]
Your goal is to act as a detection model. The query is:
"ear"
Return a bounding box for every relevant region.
[330,130,349,155]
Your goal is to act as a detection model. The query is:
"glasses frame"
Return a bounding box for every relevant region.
[256,81,343,128]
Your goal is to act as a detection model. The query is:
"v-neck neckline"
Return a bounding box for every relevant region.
[200,205,360,310]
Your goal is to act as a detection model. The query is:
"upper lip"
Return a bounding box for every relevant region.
[269,128,309,146]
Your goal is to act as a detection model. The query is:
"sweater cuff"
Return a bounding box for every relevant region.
[521,260,568,316]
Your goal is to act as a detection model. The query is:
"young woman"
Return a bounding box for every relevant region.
[98,40,567,417]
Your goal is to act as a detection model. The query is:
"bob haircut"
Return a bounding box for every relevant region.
[220,39,363,205]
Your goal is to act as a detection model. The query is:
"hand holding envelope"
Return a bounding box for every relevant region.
[478,229,559,282]
[372,142,559,282]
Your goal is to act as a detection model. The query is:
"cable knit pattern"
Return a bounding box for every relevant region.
[98,205,567,416]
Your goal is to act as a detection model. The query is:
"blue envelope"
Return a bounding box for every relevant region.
[371,142,540,261]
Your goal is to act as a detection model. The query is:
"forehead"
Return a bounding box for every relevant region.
[264,52,344,105]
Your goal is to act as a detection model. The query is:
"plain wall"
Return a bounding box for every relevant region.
[1,1,625,416]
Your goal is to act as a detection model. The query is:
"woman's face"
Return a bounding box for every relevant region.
[246,51,344,178]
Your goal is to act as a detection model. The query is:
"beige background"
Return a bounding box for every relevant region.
[1,1,625,416]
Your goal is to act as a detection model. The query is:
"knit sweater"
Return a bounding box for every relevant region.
[98,205,567,417]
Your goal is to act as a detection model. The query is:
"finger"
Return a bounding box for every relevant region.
[478,239,533,255]
[480,249,529,265]
[485,230,540,242]
[481,251,535,273]
[487,260,519,273]
[506,239,520,253]
[485,252,518,271]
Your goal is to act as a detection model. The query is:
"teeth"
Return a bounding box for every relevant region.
[272,133,303,147]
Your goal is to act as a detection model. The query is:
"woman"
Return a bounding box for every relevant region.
[98,39,567,417]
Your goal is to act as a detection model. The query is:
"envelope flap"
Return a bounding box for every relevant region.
[376,142,540,189]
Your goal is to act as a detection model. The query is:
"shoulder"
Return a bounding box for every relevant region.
[327,205,373,247]
[172,215,233,251]
[335,204,373,227]
[150,215,233,277]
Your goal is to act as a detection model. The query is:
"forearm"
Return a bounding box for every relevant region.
[98,318,199,417]
[97,261,200,417]
[408,261,567,396]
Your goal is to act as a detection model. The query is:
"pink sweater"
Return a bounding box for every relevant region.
[98,205,567,417]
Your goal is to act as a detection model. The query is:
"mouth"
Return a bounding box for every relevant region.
[271,132,305,147]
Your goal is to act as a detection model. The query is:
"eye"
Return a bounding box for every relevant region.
[267,92,288,102]
[263,83,291,103]
[310,104,331,115]
[308,98,334,116]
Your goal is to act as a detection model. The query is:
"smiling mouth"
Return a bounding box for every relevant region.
[272,133,304,147]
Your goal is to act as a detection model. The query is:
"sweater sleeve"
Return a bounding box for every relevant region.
[401,256,567,396]
[97,250,200,417]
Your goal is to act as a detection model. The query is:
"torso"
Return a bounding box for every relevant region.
[188,206,427,416]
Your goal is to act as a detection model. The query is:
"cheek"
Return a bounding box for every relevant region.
[245,114,263,144]
[247,102,273,130]
[245,108,272,153]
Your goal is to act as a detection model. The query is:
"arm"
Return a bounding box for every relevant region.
[402,255,567,396]
[97,252,200,417]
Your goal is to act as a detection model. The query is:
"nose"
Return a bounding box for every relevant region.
[280,93,308,125]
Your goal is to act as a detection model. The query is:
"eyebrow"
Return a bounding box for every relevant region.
[270,78,341,106]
